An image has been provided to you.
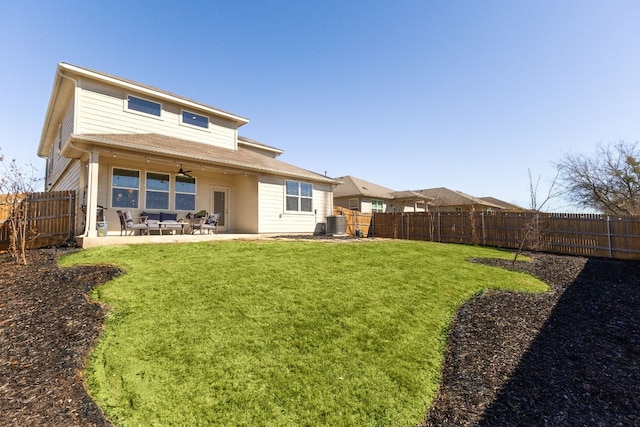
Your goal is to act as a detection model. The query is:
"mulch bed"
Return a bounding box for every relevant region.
[0,247,120,427]
[0,245,638,426]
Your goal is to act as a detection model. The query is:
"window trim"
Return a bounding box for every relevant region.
[125,94,163,119]
[174,174,197,212]
[111,167,141,209]
[371,199,384,213]
[145,171,170,210]
[180,110,210,131]
[285,180,314,214]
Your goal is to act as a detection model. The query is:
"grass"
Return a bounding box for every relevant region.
[60,240,547,426]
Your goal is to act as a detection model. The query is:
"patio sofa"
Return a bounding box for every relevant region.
[141,211,185,234]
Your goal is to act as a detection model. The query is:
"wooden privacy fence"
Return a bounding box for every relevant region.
[0,191,76,251]
[370,211,640,260]
[332,207,372,237]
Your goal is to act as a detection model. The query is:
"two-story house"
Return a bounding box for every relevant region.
[37,63,337,242]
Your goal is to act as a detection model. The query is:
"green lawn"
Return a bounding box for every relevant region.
[60,240,547,427]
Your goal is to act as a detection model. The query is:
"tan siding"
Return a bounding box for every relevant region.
[76,79,236,149]
[51,161,81,192]
[258,176,330,234]
[62,98,74,141]
[49,161,84,234]
[234,175,258,233]
[47,100,75,188]
[313,183,333,221]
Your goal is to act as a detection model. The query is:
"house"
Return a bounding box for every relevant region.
[479,196,526,211]
[333,175,432,213]
[37,63,338,241]
[417,187,517,212]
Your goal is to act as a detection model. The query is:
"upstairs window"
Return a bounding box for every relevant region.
[175,175,196,211]
[145,172,170,210]
[349,198,360,211]
[286,180,313,212]
[182,111,209,129]
[127,95,161,117]
[112,168,140,208]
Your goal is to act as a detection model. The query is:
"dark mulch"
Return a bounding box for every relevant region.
[0,247,120,427]
[424,253,640,427]
[0,245,638,426]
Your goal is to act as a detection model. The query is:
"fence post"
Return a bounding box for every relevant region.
[371,213,374,237]
[607,216,612,258]
[437,212,441,242]
[481,211,486,246]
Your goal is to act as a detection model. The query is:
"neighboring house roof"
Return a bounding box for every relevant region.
[391,190,434,202]
[333,175,396,199]
[333,176,433,202]
[67,133,337,184]
[479,197,525,210]
[418,187,505,209]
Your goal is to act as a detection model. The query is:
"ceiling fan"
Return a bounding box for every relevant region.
[177,164,193,178]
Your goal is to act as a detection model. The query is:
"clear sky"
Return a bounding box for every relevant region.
[1,1,639,210]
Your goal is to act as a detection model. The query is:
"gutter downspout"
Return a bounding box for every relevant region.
[57,69,99,238]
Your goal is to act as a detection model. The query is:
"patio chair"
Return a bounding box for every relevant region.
[117,210,149,236]
[193,213,219,234]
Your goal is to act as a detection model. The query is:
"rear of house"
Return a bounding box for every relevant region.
[37,63,337,238]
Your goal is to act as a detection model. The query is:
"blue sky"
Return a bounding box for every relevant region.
[1,1,639,210]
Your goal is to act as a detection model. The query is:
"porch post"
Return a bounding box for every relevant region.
[84,150,100,237]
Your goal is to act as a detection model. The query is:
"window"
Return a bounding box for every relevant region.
[349,198,359,210]
[182,111,209,129]
[145,172,170,210]
[127,95,161,117]
[175,175,196,211]
[112,168,140,208]
[371,199,384,213]
[286,180,313,212]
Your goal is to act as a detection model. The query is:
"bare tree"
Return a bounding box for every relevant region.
[0,149,43,264]
[513,169,558,263]
[556,141,640,215]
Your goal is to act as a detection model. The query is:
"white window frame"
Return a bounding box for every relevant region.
[124,94,163,119]
[285,180,313,213]
[180,110,210,131]
[111,167,141,209]
[174,174,197,211]
[145,171,170,210]
[371,199,384,213]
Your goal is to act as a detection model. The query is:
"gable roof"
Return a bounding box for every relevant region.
[333,175,395,199]
[417,187,505,209]
[479,197,525,210]
[333,176,433,202]
[66,133,337,184]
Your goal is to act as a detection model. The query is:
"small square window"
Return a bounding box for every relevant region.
[182,111,209,129]
[285,180,313,213]
[371,199,384,213]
